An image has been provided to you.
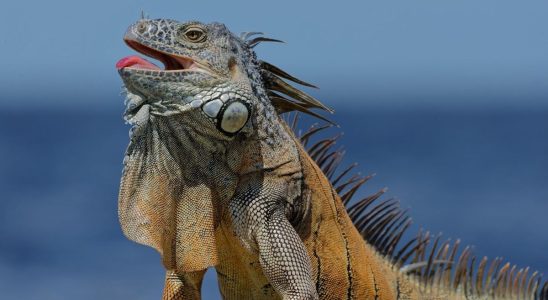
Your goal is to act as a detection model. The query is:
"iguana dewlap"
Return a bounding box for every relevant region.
[116,18,547,300]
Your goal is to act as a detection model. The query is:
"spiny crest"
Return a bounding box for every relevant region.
[255,35,546,299]
[139,10,147,20]
[240,31,285,48]
[283,113,547,299]
[240,32,334,122]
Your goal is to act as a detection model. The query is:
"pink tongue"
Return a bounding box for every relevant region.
[116,55,160,70]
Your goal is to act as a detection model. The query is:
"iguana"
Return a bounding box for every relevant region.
[115,17,547,300]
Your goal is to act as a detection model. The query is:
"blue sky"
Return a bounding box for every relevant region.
[1,0,547,109]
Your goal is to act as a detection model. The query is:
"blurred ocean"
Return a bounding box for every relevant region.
[0,104,546,299]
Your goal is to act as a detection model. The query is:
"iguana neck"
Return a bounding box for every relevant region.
[144,109,239,201]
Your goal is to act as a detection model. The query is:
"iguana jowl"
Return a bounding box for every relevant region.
[116,18,547,299]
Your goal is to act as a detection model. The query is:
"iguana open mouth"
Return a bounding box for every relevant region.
[116,39,203,73]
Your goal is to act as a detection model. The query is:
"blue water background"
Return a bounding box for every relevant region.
[0,104,546,299]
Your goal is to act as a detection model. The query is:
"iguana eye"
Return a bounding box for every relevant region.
[183,27,207,43]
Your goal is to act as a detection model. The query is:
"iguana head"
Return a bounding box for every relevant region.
[117,19,259,136]
[117,18,331,139]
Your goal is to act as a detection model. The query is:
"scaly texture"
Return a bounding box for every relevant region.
[116,18,547,300]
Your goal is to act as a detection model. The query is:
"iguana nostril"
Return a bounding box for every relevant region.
[136,22,147,34]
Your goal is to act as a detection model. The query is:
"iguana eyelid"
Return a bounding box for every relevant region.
[181,26,207,43]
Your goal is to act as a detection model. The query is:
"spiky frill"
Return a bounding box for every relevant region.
[243,31,547,299]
